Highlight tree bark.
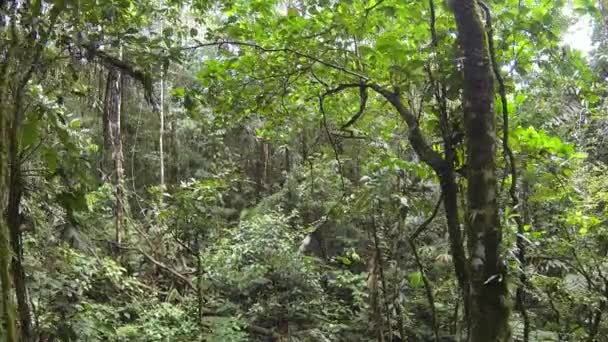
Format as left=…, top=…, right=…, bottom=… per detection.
left=451, top=1, right=510, bottom=341
left=105, top=69, right=126, bottom=247
left=159, top=76, right=166, bottom=188
left=0, top=78, right=18, bottom=342
left=8, top=75, right=33, bottom=342
left=169, top=115, right=179, bottom=185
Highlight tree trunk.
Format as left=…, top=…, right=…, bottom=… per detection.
left=105, top=69, right=126, bottom=247
left=8, top=77, right=33, bottom=342
left=159, top=76, right=166, bottom=188
left=0, top=86, right=18, bottom=342
left=101, top=74, right=112, bottom=180
left=169, top=114, right=179, bottom=185
left=451, top=1, right=510, bottom=341
left=439, top=168, right=469, bottom=316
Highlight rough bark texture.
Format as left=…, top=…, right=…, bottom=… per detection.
left=451, top=1, right=510, bottom=341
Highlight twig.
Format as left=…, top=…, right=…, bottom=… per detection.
left=364, top=0, right=386, bottom=17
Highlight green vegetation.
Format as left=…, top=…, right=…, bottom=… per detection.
left=1, top=0, right=608, bottom=341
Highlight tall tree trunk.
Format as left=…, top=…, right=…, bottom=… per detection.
left=8, top=77, right=33, bottom=342
left=428, top=0, right=470, bottom=320
left=159, top=75, right=165, bottom=188
left=105, top=69, right=126, bottom=247
left=101, top=73, right=112, bottom=180
left=0, top=78, right=18, bottom=342
left=451, top=1, right=510, bottom=341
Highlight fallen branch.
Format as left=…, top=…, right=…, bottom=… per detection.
left=118, top=244, right=194, bottom=290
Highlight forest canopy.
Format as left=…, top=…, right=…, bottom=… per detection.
left=1, top=0, right=608, bottom=341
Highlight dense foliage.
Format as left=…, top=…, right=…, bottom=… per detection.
left=1, top=0, right=608, bottom=341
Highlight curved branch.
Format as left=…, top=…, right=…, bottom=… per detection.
left=410, top=194, right=444, bottom=240
left=368, top=83, right=447, bottom=172
left=341, top=84, right=369, bottom=130
left=316, top=82, right=446, bottom=172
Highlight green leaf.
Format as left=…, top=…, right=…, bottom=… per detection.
left=336, top=256, right=352, bottom=266
left=408, top=271, right=423, bottom=288
left=171, top=87, right=186, bottom=97
left=21, top=118, right=40, bottom=148
left=42, top=147, right=59, bottom=172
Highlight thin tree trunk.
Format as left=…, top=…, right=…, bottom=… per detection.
left=159, top=0, right=166, bottom=189
left=368, top=249, right=384, bottom=342
left=439, top=170, right=469, bottom=313
left=8, top=76, right=33, bottom=342
left=102, top=73, right=112, bottom=179
left=196, top=234, right=203, bottom=325
left=169, top=115, right=179, bottom=185
left=371, top=215, right=391, bottom=341
left=450, top=1, right=510, bottom=341
left=105, top=69, right=126, bottom=247
left=159, top=75, right=165, bottom=188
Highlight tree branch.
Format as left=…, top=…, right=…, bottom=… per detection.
left=341, top=84, right=369, bottom=130
left=184, top=40, right=370, bottom=80
left=119, top=245, right=194, bottom=290
left=368, top=83, right=447, bottom=171
left=85, top=47, right=159, bottom=112
left=410, top=194, right=444, bottom=241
